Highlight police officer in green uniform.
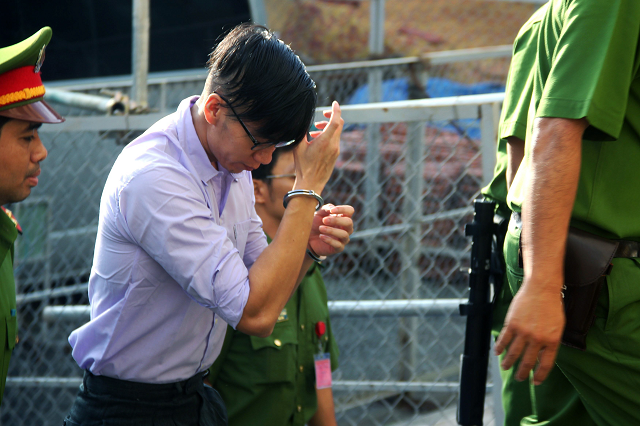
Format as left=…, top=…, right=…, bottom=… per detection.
left=484, top=3, right=596, bottom=425
left=0, top=27, right=64, bottom=404
left=495, top=1, right=640, bottom=424
left=207, top=145, right=341, bottom=426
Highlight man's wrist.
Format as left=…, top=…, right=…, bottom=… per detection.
left=307, top=245, right=327, bottom=263
left=293, top=179, right=324, bottom=196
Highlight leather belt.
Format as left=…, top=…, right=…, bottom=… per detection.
left=510, top=212, right=640, bottom=259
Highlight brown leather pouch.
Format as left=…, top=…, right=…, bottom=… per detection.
left=561, top=227, right=617, bottom=350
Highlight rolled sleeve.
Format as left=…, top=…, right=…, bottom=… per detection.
left=117, top=164, right=250, bottom=327
left=536, top=0, right=640, bottom=140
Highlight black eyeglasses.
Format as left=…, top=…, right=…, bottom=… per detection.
left=214, top=91, right=300, bottom=151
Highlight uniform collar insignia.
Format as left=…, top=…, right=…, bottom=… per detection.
left=277, top=308, right=288, bottom=323
left=1, top=207, right=23, bottom=234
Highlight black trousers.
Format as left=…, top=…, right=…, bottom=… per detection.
left=62, top=370, right=228, bottom=426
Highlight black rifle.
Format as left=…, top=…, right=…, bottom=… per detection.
left=457, top=198, right=500, bottom=426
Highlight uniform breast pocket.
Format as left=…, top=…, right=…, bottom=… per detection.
left=233, top=219, right=251, bottom=260
left=249, top=322, right=298, bottom=384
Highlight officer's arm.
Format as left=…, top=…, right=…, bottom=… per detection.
left=496, top=116, right=588, bottom=385
left=308, top=387, right=337, bottom=426
left=506, top=136, right=524, bottom=190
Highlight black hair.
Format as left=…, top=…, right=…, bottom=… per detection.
left=251, top=144, right=296, bottom=182
left=203, top=24, right=316, bottom=146
left=0, top=116, right=11, bottom=134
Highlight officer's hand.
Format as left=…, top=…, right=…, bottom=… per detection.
left=308, top=204, right=354, bottom=257
left=495, top=278, right=565, bottom=385
left=293, top=101, right=343, bottom=195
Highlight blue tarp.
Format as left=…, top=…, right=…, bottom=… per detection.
left=346, top=77, right=505, bottom=138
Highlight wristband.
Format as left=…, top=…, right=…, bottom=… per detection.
left=283, top=190, right=323, bottom=211
left=307, top=247, right=327, bottom=263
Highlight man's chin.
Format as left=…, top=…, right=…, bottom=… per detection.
left=9, top=188, right=32, bottom=204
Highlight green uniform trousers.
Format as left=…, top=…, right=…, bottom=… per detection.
left=504, top=217, right=640, bottom=426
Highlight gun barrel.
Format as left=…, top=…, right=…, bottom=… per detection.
left=457, top=198, right=496, bottom=426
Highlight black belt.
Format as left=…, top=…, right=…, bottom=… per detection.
left=83, top=370, right=207, bottom=401
left=511, top=212, right=640, bottom=259
left=81, top=370, right=228, bottom=425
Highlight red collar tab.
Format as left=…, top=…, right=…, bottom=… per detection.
left=1, top=207, right=23, bottom=235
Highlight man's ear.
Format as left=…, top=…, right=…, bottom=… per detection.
left=253, top=179, right=269, bottom=205
left=203, top=93, right=223, bottom=125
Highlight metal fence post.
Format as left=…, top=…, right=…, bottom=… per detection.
left=480, top=101, right=505, bottom=423
left=131, top=0, right=150, bottom=110
left=479, top=102, right=499, bottom=186
left=364, top=0, right=385, bottom=229
left=399, top=121, right=425, bottom=384
left=248, top=0, right=269, bottom=26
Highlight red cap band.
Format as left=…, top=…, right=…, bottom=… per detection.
left=0, top=66, right=45, bottom=108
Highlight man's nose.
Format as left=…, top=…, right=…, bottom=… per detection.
left=255, top=145, right=276, bottom=165
left=31, top=131, right=48, bottom=163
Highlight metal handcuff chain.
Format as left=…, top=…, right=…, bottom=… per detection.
left=282, top=190, right=327, bottom=263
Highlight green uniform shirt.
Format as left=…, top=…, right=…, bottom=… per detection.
left=481, top=3, right=548, bottom=218
left=209, top=260, right=339, bottom=426
left=0, top=208, right=18, bottom=405
left=507, top=0, right=640, bottom=239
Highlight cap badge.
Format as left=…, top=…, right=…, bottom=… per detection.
left=34, top=45, right=46, bottom=74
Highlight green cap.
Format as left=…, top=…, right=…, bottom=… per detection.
left=0, top=27, right=64, bottom=123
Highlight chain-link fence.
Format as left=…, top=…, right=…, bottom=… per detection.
left=2, top=78, right=504, bottom=424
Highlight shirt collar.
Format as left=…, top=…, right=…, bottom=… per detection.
left=177, top=96, right=219, bottom=184
left=177, top=96, right=247, bottom=184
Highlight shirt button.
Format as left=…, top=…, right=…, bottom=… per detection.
left=297, top=405, right=302, bottom=412
left=300, top=324, right=305, bottom=331
left=274, top=339, right=282, bottom=347
left=299, top=365, right=304, bottom=372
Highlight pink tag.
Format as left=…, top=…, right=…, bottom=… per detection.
left=314, top=353, right=332, bottom=389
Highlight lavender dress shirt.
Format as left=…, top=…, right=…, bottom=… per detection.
left=69, top=96, right=268, bottom=383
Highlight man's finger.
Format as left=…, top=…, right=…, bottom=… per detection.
left=515, top=343, right=540, bottom=381
left=533, top=344, right=559, bottom=385
left=319, top=233, right=344, bottom=250
left=495, top=326, right=513, bottom=356
left=323, top=215, right=352, bottom=228
left=317, top=204, right=335, bottom=215
left=323, top=217, right=354, bottom=236
left=322, top=101, right=343, bottom=136
left=329, top=205, right=354, bottom=217
left=319, top=226, right=350, bottom=243
left=500, top=333, right=527, bottom=371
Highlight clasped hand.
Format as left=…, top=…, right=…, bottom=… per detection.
left=308, top=204, right=354, bottom=257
